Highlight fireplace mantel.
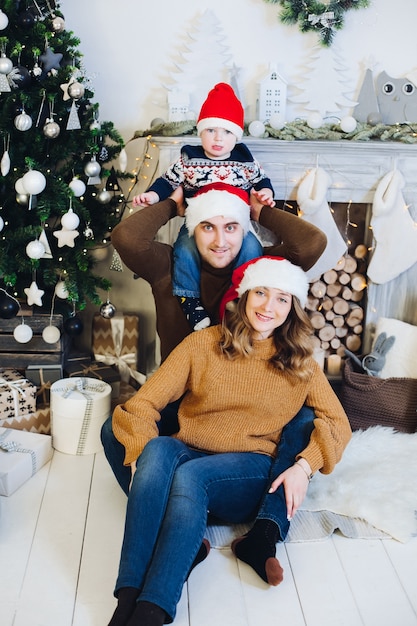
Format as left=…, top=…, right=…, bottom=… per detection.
left=153, top=136, right=417, bottom=205
left=151, top=136, right=417, bottom=361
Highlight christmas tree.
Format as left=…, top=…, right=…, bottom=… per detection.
left=0, top=0, right=127, bottom=331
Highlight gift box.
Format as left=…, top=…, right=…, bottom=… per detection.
left=25, top=364, right=63, bottom=405
left=0, top=427, right=53, bottom=496
left=92, top=313, right=146, bottom=387
left=64, top=360, right=121, bottom=398
left=0, top=404, right=51, bottom=435
left=0, top=368, right=37, bottom=421
left=50, top=377, right=112, bottom=455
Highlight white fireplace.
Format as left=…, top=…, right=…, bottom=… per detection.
left=153, top=136, right=417, bottom=357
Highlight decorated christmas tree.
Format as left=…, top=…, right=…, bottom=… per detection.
left=0, top=0, right=127, bottom=335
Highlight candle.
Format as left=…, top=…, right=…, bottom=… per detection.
left=327, top=354, right=341, bottom=376
left=313, top=348, right=325, bottom=370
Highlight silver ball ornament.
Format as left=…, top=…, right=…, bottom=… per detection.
left=100, top=301, right=116, bottom=319
left=52, top=16, right=65, bottom=32
left=16, top=193, right=30, bottom=206
left=68, top=81, right=85, bottom=100
left=43, top=120, right=60, bottom=139
left=84, top=225, right=94, bottom=239
left=150, top=117, right=165, bottom=128
left=97, top=189, right=111, bottom=204
left=84, top=159, right=101, bottom=178
left=248, top=120, right=265, bottom=137
left=0, top=9, right=9, bottom=30
left=14, top=112, right=33, bottom=131
left=0, top=54, right=12, bottom=74
left=367, top=112, right=382, bottom=126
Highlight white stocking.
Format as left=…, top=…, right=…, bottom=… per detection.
left=297, top=167, right=347, bottom=280
left=368, top=169, right=417, bottom=284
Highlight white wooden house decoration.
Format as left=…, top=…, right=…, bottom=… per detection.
left=257, top=66, right=287, bottom=122
left=167, top=90, right=190, bottom=122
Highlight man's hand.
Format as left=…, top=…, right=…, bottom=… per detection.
left=268, top=460, right=312, bottom=521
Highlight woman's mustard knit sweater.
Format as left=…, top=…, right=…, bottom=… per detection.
left=113, top=326, right=351, bottom=474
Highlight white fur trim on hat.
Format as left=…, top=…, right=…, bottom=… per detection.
left=185, top=189, right=250, bottom=236
left=236, top=257, right=309, bottom=307
left=197, top=117, right=243, bottom=141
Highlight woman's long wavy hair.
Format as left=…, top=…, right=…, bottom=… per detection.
left=219, top=291, right=315, bottom=380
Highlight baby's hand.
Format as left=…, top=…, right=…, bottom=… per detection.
left=252, top=189, right=276, bottom=208
left=132, top=191, right=159, bottom=207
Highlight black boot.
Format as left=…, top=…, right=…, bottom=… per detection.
left=107, top=587, right=139, bottom=626
left=126, top=600, right=166, bottom=626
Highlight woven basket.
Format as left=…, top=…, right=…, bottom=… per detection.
left=340, top=358, right=417, bottom=433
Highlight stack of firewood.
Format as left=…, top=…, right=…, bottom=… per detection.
left=307, top=245, right=368, bottom=359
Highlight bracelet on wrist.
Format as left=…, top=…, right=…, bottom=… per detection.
left=295, top=460, right=313, bottom=482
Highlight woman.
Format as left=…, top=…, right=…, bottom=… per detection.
left=109, top=256, right=351, bottom=626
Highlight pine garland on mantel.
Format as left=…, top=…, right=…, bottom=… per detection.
left=264, top=0, right=370, bottom=46
left=132, top=119, right=417, bottom=144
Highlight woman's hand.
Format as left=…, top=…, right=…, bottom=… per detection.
left=268, top=459, right=312, bottom=521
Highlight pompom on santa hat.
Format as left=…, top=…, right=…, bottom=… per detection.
left=219, top=256, right=309, bottom=318
left=185, top=182, right=250, bottom=236
left=197, top=82, right=244, bottom=141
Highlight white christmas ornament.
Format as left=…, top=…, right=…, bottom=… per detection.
left=0, top=215, right=4, bottom=231
left=0, top=9, right=9, bottom=30
left=15, top=177, right=27, bottom=194
left=42, top=325, right=61, bottom=344
left=61, top=208, right=80, bottom=230
left=269, top=113, right=285, bottom=130
left=22, top=170, right=46, bottom=195
left=367, top=169, right=417, bottom=284
left=53, top=228, right=79, bottom=248
left=26, top=239, right=46, bottom=260
left=55, top=281, right=69, bottom=299
left=340, top=116, right=357, bottom=133
left=119, top=148, right=128, bottom=173
left=69, top=177, right=86, bottom=197
left=297, top=167, right=347, bottom=280
left=24, top=281, right=45, bottom=306
left=14, top=322, right=33, bottom=344
left=248, top=120, right=265, bottom=137
left=307, top=112, right=323, bottom=129
left=1, top=149, right=10, bottom=176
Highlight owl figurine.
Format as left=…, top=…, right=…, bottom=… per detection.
left=376, top=71, right=417, bottom=124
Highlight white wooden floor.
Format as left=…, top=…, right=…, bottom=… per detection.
left=1, top=448, right=417, bottom=626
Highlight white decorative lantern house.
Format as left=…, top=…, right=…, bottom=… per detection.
left=257, top=65, right=287, bottom=123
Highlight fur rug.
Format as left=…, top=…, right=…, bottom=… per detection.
left=299, top=426, right=417, bottom=542
left=206, top=427, right=417, bottom=547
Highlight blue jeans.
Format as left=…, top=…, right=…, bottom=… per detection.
left=101, top=405, right=315, bottom=505
left=115, top=437, right=272, bottom=621
left=172, top=224, right=263, bottom=297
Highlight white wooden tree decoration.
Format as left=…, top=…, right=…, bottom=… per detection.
left=164, top=10, right=232, bottom=119
left=290, top=44, right=357, bottom=118
left=257, top=64, right=287, bottom=122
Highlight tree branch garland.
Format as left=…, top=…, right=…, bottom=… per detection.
left=132, top=120, right=417, bottom=144
left=264, top=0, right=370, bottom=46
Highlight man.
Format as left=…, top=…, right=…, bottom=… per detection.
left=110, top=184, right=326, bottom=360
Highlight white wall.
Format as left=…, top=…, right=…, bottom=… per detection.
left=59, top=0, right=417, bottom=372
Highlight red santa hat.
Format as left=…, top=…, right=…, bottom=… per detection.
left=219, top=256, right=309, bottom=318
left=197, top=83, right=244, bottom=141
left=185, top=183, right=250, bottom=236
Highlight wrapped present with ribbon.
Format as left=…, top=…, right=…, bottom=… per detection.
left=64, top=360, right=121, bottom=398
left=0, top=427, right=53, bottom=496
left=0, top=404, right=51, bottom=435
left=92, top=313, right=146, bottom=387
left=50, top=377, right=112, bottom=455
left=25, top=364, right=63, bottom=405
left=0, top=368, right=37, bottom=421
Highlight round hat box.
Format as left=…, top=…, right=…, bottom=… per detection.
left=50, top=377, right=112, bottom=455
